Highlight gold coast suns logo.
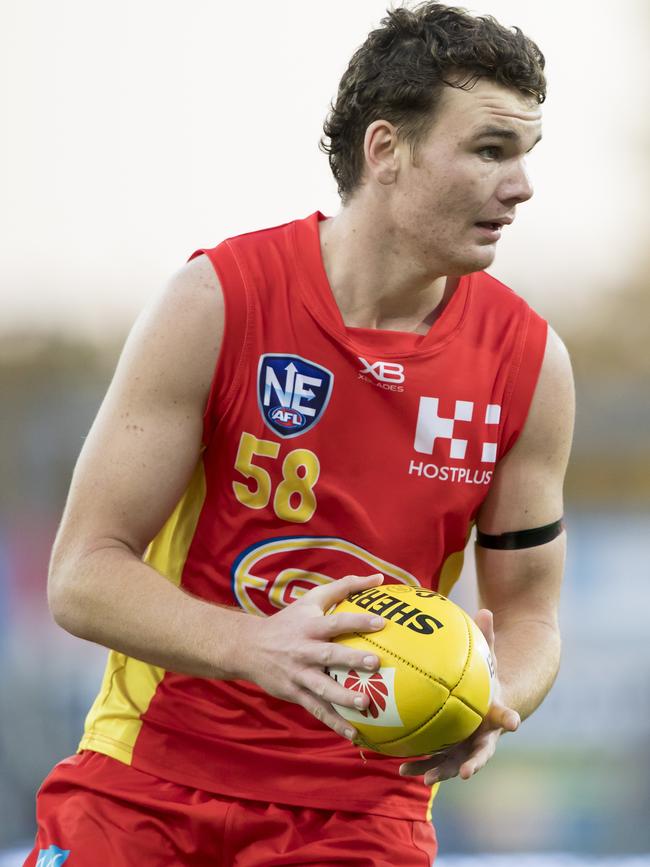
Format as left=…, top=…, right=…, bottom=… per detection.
left=231, top=536, right=420, bottom=616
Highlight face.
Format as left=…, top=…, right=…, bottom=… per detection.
left=374, top=78, right=543, bottom=275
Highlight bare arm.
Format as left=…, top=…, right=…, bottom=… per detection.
left=48, top=255, right=385, bottom=738
left=48, top=254, right=228, bottom=676
left=401, top=326, right=575, bottom=783
left=475, top=325, right=574, bottom=720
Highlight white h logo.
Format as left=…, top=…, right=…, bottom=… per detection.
left=414, top=398, right=501, bottom=462
left=481, top=403, right=501, bottom=463
left=414, top=397, right=473, bottom=459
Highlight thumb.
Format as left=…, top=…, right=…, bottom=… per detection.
left=474, top=608, right=495, bottom=654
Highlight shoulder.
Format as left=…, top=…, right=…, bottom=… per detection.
left=113, top=255, right=225, bottom=409
left=534, top=327, right=574, bottom=421
left=540, top=326, right=573, bottom=385
left=146, top=254, right=224, bottom=341
left=168, top=253, right=223, bottom=302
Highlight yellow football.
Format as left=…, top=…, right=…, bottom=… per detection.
left=327, top=585, right=495, bottom=757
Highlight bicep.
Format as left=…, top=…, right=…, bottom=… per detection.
left=475, top=327, right=575, bottom=619
left=52, top=255, right=223, bottom=565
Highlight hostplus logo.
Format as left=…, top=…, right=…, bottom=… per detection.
left=409, top=397, right=500, bottom=485
left=358, top=357, right=405, bottom=392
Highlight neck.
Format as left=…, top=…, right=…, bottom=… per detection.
left=319, top=199, right=458, bottom=333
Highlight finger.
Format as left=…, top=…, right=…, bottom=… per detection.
left=296, top=688, right=358, bottom=741
left=458, top=756, right=486, bottom=780
left=307, top=640, right=382, bottom=673
left=300, top=670, right=374, bottom=712
left=399, top=750, right=454, bottom=777
left=486, top=702, right=520, bottom=732
left=312, top=611, right=385, bottom=639
left=400, top=731, right=487, bottom=778
left=459, top=739, right=497, bottom=780
left=424, top=757, right=464, bottom=786
left=305, top=573, right=384, bottom=611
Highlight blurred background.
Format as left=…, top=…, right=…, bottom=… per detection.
left=1, top=0, right=649, bottom=862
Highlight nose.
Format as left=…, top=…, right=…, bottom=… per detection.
left=499, top=158, right=534, bottom=206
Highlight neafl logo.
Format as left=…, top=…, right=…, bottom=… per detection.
left=328, top=666, right=404, bottom=727
left=36, top=847, right=71, bottom=867
left=258, top=354, right=334, bottom=439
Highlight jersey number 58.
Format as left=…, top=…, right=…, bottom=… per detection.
left=232, top=431, right=320, bottom=524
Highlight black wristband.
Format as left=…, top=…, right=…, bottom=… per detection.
left=476, top=518, right=564, bottom=550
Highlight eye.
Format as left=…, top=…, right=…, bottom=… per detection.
left=478, top=145, right=502, bottom=161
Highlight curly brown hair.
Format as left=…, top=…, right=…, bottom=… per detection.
left=321, top=2, right=546, bottom=202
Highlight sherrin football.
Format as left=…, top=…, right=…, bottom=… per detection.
left=327, top=585, right=495, bottom=757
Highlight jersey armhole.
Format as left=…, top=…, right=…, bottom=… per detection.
left=498, top=307, right=548, bottom=460
left=188, top=240, right=250, bottom=447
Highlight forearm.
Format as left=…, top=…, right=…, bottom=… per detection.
left=48, top=544, right=249, bottom=679
left=492, top=615, right=561, bottom=721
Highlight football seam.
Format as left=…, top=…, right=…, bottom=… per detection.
left=370, top=697, right=450, bottom=747
left=352, top=622, right=482, bottom=745
left=347, top=636, right=452, bottom=749
left=451, top=610, right=473, bottom=693
left=353, top=633, right=453, bottom=690
left=378, top=695, right=482, bottom=747
left=456, top=610, right=487, bottom=718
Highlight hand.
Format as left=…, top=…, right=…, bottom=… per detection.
left=233, top=573, right=386, bottom=741
left=399, top=609, right=520, bottom=785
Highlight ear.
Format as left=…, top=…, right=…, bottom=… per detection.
left=363, top=120, right=400, bottom=186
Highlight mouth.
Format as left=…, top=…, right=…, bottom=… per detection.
left=474, top=222, right=503, bottom=241
left=474, top=215, right=514, bottom=241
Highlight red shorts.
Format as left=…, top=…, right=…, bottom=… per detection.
left=25, top=752, right=437, bottom=866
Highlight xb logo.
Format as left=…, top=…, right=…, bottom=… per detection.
left=358, top=357, right=405, bottom=384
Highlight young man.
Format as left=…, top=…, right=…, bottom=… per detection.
left=26, top=3, right=574, bottom=865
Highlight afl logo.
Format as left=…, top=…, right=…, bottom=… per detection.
left=268, top=406, right=305, bottom=429
left=258, top=354, right=334, bottom=439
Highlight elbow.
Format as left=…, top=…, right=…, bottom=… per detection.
left=47, top=550, right=90, bottom=638
left=47, top=560, right=74, bottom=633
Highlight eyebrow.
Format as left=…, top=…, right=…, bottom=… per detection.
left=473, top=126, right=543, bottom=147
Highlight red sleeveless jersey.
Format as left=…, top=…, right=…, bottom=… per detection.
left=80, top=212, right=547, bottom=820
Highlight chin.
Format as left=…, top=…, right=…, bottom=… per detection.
left=448, top=246, right=497, bottom=275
